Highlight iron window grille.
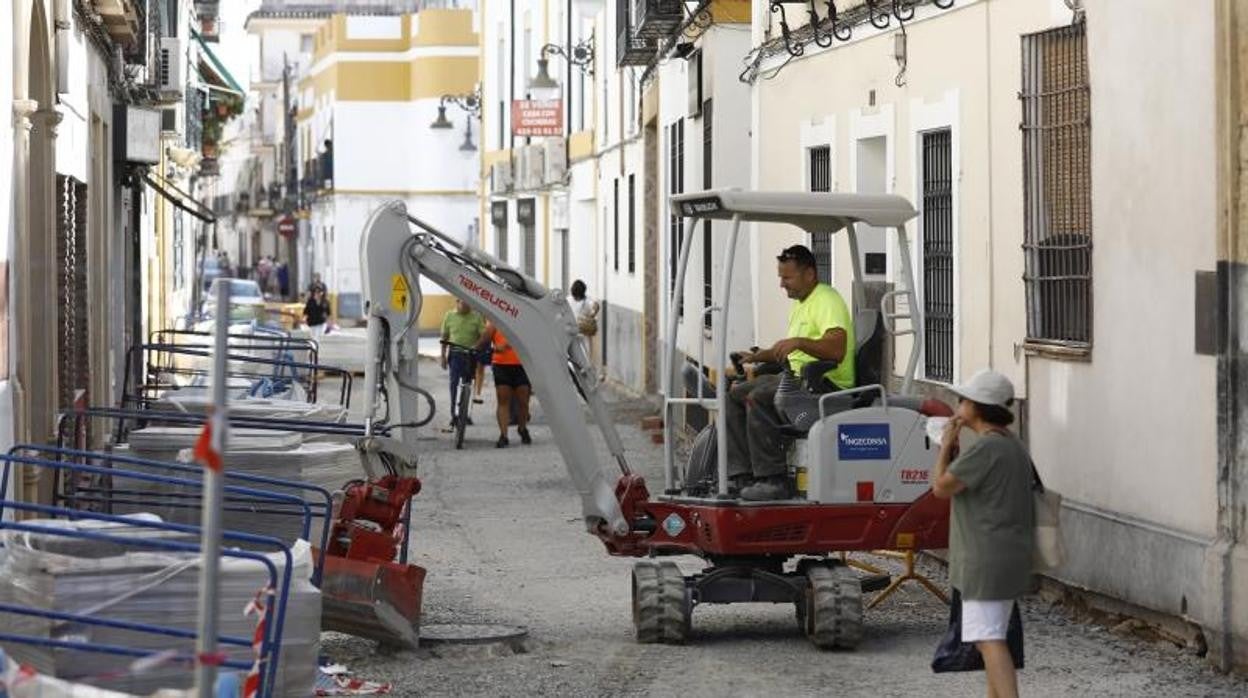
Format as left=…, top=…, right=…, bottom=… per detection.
left=703, top=99, right=714, bottom=329
left=1021, top=22, right=1093, bottom=349
left=808, top=145, right=833, bottom=284
left=632, top=0, right=683, bottom=38
left=617, top=1, right=656, bottom=67
left=669, top=118, right=685, bottom=317
left=55, top=175, right=90, bottom=412
left=921, top=129, right=955, bottom=383
left=628, top=174, right=637, bottom=274
left=613, top=178, right=620, bottom=272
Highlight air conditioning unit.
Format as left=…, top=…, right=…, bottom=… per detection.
left=544, top=138, right=567, bottom=186
left=156, top=38, right=186, bottom=100
left=491, top=161, right=513, bottom=193
left=522, top=144, right=545, bottom=190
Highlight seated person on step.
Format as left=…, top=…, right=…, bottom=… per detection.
left=726, top=245, right=855, bottom=501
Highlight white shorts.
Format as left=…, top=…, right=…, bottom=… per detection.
left=961, top=599, right=1013, bottom=642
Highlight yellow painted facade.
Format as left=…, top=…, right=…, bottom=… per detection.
left=710, top=0, right=752, bottom=24
left=298, top=10, right=479, bottom=332
left=568, top=130, right=595, bottom=162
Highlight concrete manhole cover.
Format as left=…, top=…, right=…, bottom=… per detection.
left=420, top=623, right=528, bottom=646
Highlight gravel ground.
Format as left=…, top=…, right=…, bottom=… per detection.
left=319, top=362, right=1248, bottom=697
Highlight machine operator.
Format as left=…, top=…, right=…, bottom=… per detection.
left=728, top=244, right=855, bottom=500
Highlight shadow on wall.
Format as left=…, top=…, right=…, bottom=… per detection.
left=604, top=303, right=645, bottom=394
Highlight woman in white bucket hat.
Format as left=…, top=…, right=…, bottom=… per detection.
left=931, top=369, right=1035, bottom=698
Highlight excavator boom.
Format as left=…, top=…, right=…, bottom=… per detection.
left=358, top=201, right=633, bottom=538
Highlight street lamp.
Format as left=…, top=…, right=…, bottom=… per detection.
left=459, top=119, right=476, bottom=152
left=430, top=86, right=482, bottom=130
left=528, top=35, right=595, bottom=92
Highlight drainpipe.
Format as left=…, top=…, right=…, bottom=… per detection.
left=1214, top=0, right=1246, bottom=672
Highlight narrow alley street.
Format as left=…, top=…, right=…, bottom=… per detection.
left=319, top=361, right=1248, bottom=697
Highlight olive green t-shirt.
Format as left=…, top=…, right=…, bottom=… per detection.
left=786, top=283, right=855, bottom=389
left=947, top=431, right=1036, bottom=600
left=441, top=309, right=485, bottom=348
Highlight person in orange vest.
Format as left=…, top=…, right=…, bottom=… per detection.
left=476, top=321, right=532, bottom=448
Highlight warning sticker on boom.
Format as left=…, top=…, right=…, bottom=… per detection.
left=390, top=274, right=410, bottom=312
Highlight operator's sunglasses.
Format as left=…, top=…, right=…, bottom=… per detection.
left=776, top=248, right=814, bottom=264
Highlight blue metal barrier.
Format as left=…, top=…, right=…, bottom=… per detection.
left=0, top=501, right=295, bottom=696
left=2, top=445, right=334, bottom=586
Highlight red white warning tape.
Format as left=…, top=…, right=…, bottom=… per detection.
left=242, top=585, right=274, bottom=698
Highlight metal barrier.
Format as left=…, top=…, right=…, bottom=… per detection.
left=0, top=446, right=332, bottom=586
left=122, top=343, right=353, bottom=409
left=0, top=501, right=294, bottom=696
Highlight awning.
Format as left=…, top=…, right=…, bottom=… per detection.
left=143, top=172, right=217, bottom=224
left=192, top=28, right=244, bottom=95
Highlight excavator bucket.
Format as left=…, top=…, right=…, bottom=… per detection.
left=315, top=551, right=426, bottom=648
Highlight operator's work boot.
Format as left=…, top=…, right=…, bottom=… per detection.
left=727, top=474, right=754, bottom=496
left=739, top=477, right=791, bottom=501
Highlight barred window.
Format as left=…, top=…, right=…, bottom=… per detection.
left=921, top=129, right=954, bottom=383
left=613, top=178, right=620, bottom=271
left=668, top=118, right=685, bottom=317
left=1021, top=22, right=1092, bottom=349
left=56, top=175, right=89, bottom=411
left=628, top=174, right=636, bottom=273
left=808, top=145, right=833, bottom=284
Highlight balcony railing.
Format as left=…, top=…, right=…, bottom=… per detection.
left=94, top=0, right=144, bottom=51
left=632, top=0, right=683, bottom=38
left=195, top=1, right=221, bottom=41
left=617, top=27, right=656, bottom=67
left=301, top=152, right=334, bottom=195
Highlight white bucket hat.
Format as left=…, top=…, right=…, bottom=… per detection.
left=951, top=369, right=1015, bottom=407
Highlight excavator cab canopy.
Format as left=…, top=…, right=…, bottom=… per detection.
left=670, top=189, right=918, bottom=234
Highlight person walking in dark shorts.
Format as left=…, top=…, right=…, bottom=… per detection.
left=476, top=322, right=532, bottom=448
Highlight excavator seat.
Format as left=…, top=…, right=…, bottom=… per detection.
left=775, top=310, right=884, bottom=437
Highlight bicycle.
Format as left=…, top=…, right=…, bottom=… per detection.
left=443, top=342, right=482, bottom=449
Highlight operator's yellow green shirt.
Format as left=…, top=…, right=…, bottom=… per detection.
left=787, top=283, right=855, bottom=389
left=441, top=309, right=485, bottom=348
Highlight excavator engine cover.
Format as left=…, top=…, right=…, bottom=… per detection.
left=316, top=475, right=425, bottom=647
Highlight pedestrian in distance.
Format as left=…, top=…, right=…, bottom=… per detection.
left=302, top=286, right=331, bottom=339
left=476, top=322, right=532, bottom=449
left=568, top=279, right=600, bottom=370
left=440, top=299, right=486, bottom=432
left=930, top=369, right=1035, bottom=698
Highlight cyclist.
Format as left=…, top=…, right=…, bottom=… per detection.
left=440, top=299, right=486, bottom=432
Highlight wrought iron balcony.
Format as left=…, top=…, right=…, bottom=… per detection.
left=93, top=0, right=144, bottom=52
left=631, top=0, right=683, bottom=38
left=617, top=27, right=656, bottom=67
left=195, top=1, right=221, bottom=42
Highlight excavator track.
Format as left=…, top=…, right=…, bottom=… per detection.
left=803, top=562, right=863, bottom=650
left=632, top=561, right=690, bottom=644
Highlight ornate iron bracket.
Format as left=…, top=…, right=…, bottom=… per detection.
left=540, top=34, right=596, bottom=77
left=770, top=1, right=806, bottom=58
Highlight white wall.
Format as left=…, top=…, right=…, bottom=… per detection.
left=0, top=0, right=16, bottom=480
left=657, top=27, right=755, bottom=367
left=334, top=101, right=477, bottom=192
left=1030, top=0, right=1219, bottom=537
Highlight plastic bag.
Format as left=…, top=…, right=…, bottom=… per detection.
left=931, top=589, right=1025, bottom=673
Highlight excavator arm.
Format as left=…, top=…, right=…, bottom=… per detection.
left=358, top=201, right=635, bottom=538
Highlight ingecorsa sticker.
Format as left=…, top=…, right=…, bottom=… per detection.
left=837, top=424, right=891, bottom=461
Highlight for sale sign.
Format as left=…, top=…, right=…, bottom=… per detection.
left=512, top=99, right=563, bottom=136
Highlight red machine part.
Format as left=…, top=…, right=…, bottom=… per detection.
left=327, top=475, right=422, bottom=561
left=316, top=475, right=427, bottom=648
left=598, top=474, right=950, bottom=559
